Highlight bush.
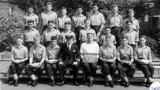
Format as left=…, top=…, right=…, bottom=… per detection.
left=0, top=12, right=24, bottom=52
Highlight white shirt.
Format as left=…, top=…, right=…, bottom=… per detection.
left=41, top=11, right=57, bottom=25
left=58, top=15, right=71, bottom=28
left=90, top=12, right=106, bottom=26
left=23, top=14, right=39, bottom=26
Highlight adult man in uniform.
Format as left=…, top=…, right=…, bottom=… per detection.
left=58, top=33, right=80, bottom=86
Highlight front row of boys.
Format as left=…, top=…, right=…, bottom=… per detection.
left=9, top=20, right=154, bottom=88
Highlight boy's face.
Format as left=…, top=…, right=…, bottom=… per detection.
left=140, top=38, right=146, bottom=45
left=65, top=24, right=71, bottom=31
left=93, top=6, right=98, bottom=12
left=61, top=9, right=67, bottom=15
left=85, top=20, right=90, bottom=27
left=28, top=7, right=33, bottom=13
left=48, top=23, right=55, bottom=29
left=50, top=40, right=57, bottom=46
left=46, top=5, right=52, bottom=11
left=28, top=22, right=34, bottom=28
left=112, top=7, right=118, bottom=13
left=87, top=34, right=94, bottom=41
left=77, top=8, right=83, bottom=14
left=16, top=39, right=23, bottom=46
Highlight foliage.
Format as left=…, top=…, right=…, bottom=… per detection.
left=0, top=11, right=24, bottom=52
left=10, top=0, right=146, bottom=18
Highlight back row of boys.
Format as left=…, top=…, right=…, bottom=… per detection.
left=8, top=2, right=153, bottom=88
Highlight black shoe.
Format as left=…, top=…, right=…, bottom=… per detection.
left=109, top=81, right=114, bottom=88
left=124, top=80, right=130, bottom=87
left=32, top=80, right=38, bottom=87
left=14, top=80, right=19, bottom=86
left=60, top=80, right=65, bottom=86
left=146, top=79, right=152, bottom=87
left=104, top=81, right=108, bottom=86
left=28, top=80, right=32, bottom=86
left=120, top=79, right=125, bottom=86
left=74, top=81, right=79, bottom=86
left=9, top=80, right=14, bottom=85
left=51, top=80, right=55, bottom=86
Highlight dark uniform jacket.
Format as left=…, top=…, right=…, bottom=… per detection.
left=58, top=43, right=80, bottom=61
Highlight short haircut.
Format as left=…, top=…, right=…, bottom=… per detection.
left=34, top=36, right=40, bottom=41
left=45, top=2, right=52, bottom=6
left=128, top=9, right=134, bottom=13
left=112, top=4, right=118, bottom=8
left=16, top=37, right=23, bottom=40
left=64, top=21, right=71, bottom=25
left=28, top=5, right=33, bottom=9
left=140, top=35, right=147, bottom=39
left=84, top=19, right=91, bottom=22
left=105, top=27, right=111, bottom=30
left=61, top=7, right=67, bottom=11
left=92, top=3, right=98, bottom=7
left=121, top=36, right=128, bottom=40
left=77, top=5, right=83, bottom=10
left=27, top=19, right=34, bottom=24
left=126, top=20, right=132, bottom=24
left=48, top=20, right=56, bottom=24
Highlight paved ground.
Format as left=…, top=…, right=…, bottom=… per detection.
left=0, top=80, right=150, bottom=90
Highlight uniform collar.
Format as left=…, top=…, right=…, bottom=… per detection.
left=50, top=45, right=59, bottom=49
left=33, top=44, right=42, bottom=49
left=44, top=11, right=53, bottom=15
left=27, top=13, right=35, bottom=16
left=16, top=45, right=23, bottom=49
left=111, top=13, right=120, bottom=17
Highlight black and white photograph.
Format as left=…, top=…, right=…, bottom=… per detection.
left=0, top=0, right=159, bottom=90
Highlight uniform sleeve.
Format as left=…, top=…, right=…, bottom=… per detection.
left=136, top=20, right=140, bottom=30
left=42, top=47, right=46, bottom=58
left=29, top=47, right=33, bottom=58
left=101, top=13, right=106, bottom=24
left=99, top=47, right=103, bottom=58
left=73, top=33, right=76, bottom=42
left=135, top=32, right=139, bottom=42
left=46, top=47, right=49, bottom=58
left=11, top=47, right=14, bottom=59
left=134, top=48, right=138, bottom=59
left=116, top=47, right=120, bottom=59
left=119, top=15, right=123, bottom=27
left=113, top=35, right=117, bottom=44
left=106, top=15, right=111, bottom=27
left=130, top=47, right=134, bottom=60
left=113, top=46, right=117, bottom=58
left=148, top=48, right=152, bottom=61
left=24, top=47, right=28, bottom=58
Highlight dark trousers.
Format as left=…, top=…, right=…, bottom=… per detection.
left=10, top=62, right=27, bottom=75
left=58, top=60, right=79, bottom=81
left=91, top=26, right=101, bottom=34
left=24, top=42, right=34, bottom=50
left=74, top=27, right=83, bottom=48
left=43, top=41, right=50, bottom=47
left=45, top=63, right=57, bottom=77
left=99, top=60, right=116, bottom=77
left=25, top=63, right=44, bottom=77
left=83, top=63, right=97, bottom=77
left=111, top=27, right=121, bottom=46
left=117, top=62, right=135, bottom=78
left=136, top=62, right=154, bottom=78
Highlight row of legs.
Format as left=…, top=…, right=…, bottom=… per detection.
left=9, top=61, right=154, bottom=87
